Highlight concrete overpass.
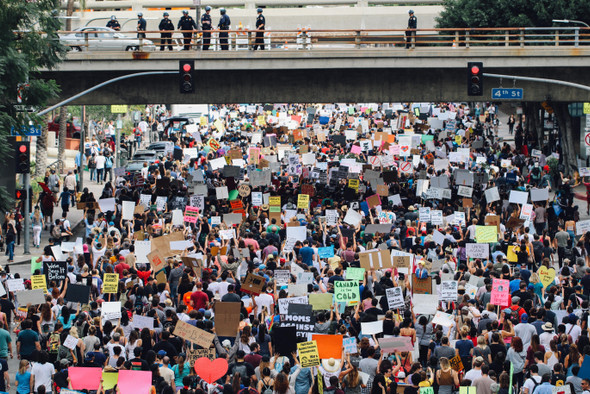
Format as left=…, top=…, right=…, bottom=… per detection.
left=42, top=45, right=590, bottom=104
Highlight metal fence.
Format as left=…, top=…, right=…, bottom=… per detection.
left=56, top=27, right=590, bottom=53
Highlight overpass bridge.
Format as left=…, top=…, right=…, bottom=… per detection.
left=42, top=27, right=590, bottom=105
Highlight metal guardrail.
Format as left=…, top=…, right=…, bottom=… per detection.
left=56, top=27, right=590, bottom=52
left=47, top=159, right=64, bottom=175
left=64, top=0, right=444, bottom=11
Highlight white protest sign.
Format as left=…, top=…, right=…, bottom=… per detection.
left=466, top=243, right=489, bottom=259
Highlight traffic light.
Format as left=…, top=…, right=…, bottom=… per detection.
left=14, top=141, right=30, bottom=174
left=467, top=62, right=483, bottom=96
left=179, top=60, right=194, bottom=93
left=15, top=189, right=26, bottom=201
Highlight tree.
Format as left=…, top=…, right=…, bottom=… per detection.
left=0, top=0, right=66, bottom=210
left=34, top=115, right=50, bottom=178
left=436, top=0, right=590, bottom=29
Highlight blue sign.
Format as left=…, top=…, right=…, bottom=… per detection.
left=11, top=125, right=42, bottom=137
left=491, top=88, right=523, bottom=100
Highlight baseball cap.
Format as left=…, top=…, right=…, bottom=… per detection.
left=157, top=350, right=167, bottom=357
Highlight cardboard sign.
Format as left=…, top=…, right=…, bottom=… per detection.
left=43, top=261, right=67, bottom=282
left=379, top=336, right=414, bottom=353
left=241, top=273, right=266, bottom=295
left=173, top=320, right=215, bottom=348
left=440, top=281, right=458, bottom=302
left=65, top=284, right=91, bottom=304
left=308, top=293, right=333, bottom=310
left=449, top=355, right=464, bottom=371
left=412, top=275, right=432, bottom=294
left=214, top=302, right=242, bottom=337
left=103, top=273, right=119, bottom=294
left=282, top=303, right=315, bottom=337
left=334, top=280, right=360, bottom=302
left=151, top=231, right=185, bottom=257
left=393, top=256, right=411, bottom=268
left=358, top=249, right=392, bottom=270
left=297, top=341, right=320, bottom=367
left=148, top=250, right=167, bottom=273
left=18, top=289, right=45, bottom=306
left=186, top=348, right=216, bottom=366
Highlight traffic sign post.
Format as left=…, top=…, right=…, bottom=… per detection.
left=491, top=88, right=523, bottom=100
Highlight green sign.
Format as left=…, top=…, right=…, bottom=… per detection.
left=346, top=267, right=365, bottom=281
left=334, top=280, right=359, bottom=302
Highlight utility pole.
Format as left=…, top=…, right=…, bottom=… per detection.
left=23, top=136, right=30, bottom=255
left=116, top=114, right=122, bottom=167
left=79, top=105, right=85, bottom=192
left=195, top=0, right=201, bottom=50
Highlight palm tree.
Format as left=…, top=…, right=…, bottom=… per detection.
left=57, top=106, right=67, bottom=174
left=35, top=115, right=50, bottom=178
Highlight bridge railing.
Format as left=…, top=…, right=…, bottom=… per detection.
left=55, top=27, right=590, bottom=52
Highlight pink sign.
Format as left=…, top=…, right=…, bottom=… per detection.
left=351, top=145, right=362, bottom=155
left=68, top=367, right=103, bottom=390
left=491, top=278, right=510, bottom=306
left=184, top=206, right=200, bottom=223
left=117, top=370, right=152, bottom=394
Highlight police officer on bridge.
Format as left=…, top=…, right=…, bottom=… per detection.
left=159, top=12, right=174, bottom=51
left=406, top=9, right=417, bottom=49
left=218, top=8, right=231, bottom=50
left=106, top=15, right=121, bottom=31
left=178, top=10, right=197, bottom=50
left=137, top=12, right=146, bottom=39
left=253, top=8, right=265, bottom=50
left=201, top=6, right=213, bottom=50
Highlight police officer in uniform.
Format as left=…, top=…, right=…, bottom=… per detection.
left=106, top=15, right=121, bottom=31
left=159, top=12, right=174, bottom=51
left=406, top=9, right=417, bottom=49
left=178, top=10, right=197, bottom=50
left=253, top=8, right=265, bottom=50
left=201, top=6, right=213, bottom=50
left=218, top=8, right=231, bottom=50
left=137, top=12, right=146, bottom=39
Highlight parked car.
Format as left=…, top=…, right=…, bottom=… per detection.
left=60, top=27, right=157, bottom=52
left=162, top=116, right=195, bottom=139
left=146, top=141, right=174, bottom=158
left=47, top=116, right=81, bottom=138
left=124, top=149, right=158, bottom=175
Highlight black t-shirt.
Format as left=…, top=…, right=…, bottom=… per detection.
left=0, top=299, right=15, bottom=324
left=152, top=340, right=178, bottom=360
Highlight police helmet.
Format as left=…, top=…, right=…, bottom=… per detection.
left=257, top=7, right=263, bottom=12
left=183, top=10, right=189, bottom=14
left=163, top=12, right=169, bottom=16
left=137, top=12, right=143, bottom=17
left=408, top=9, right=414, bottom=14
left=205, top=6, right=211, bottom=11
left=111, top=15, right=116, bottom=20
left=220, top=8, right=226, bottom=14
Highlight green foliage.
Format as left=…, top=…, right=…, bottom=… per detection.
left=436, top=0, right=590, bottom=28
left=0, top=0, right=66, bottom=210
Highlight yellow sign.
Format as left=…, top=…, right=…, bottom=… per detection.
left=475, top=225, right=497, bottom=243
left=455, top=135, right=462, bottom=144
left=297, top=340, right=320, bottom=368
left=200, top=116, right=208, bottom=126
left=257, top=115, right=266, bottom=126
left=103, top=273, right=119, bottom=294
left=348, top=179, right=359, bottom=191
left=213, top=119, right=225, bottom=133
left=110, top=105, right=128, bottom=114
left=207, top=138, right=221, bottom=151
left=31, top=275, right=46, bottom=291
left=584, top=103, right=590, bottom=114
left=297, top=194, right=310, bottom=209
left=507, top=246, right=518, bottom=263
left=269, top=196, right=281, bottom=206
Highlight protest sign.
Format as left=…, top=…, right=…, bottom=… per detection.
left=361, top=320, right=383, bottom=335
left=346, top=267, right=365, bottom=281
left=465, top=243, right=489, bottom=259
left=103, top=273, right=119, bottom=294
left=18, top=289, right=45, bottom=306
left=312, top=334, right=343, bottom=359
left=412, top=294, right=438, bottom=315
left=241, top=273, right=266, bottom=295
left=491, top=278, right=510, bottom=306
left=31, top=275, right=46, bottom=291
left=277, top=296, right=308, bottom=315
left=308, top=293, right=333, bottom=310
left=132, top=315, right=154, bottom=330
left=379, top=336, right=414, bottom=353
left=475, top=226, right=497, bottom=243
left=274, top=270, right=291, bottom=285
left=386, top=287, right=405, bottom=310
left=440, top=281, right=458, bottom=302
left=101, top=301, right=122, bottom=320
left=412, top=275, right=432, bottom=294
left=65, top=284, right=91, bottom=304
left=214, top=302, right=241, bottom=337
left=282, top=303, right=315, bottom=337
left=334, top=280, right=360, bottom=302
left=358, top=249, right=392, bottom=270
left=173, top=320, right=215, bottom=348
left=449, top=355, right=464, bottom=371
left=297, top=341, right=320, bottom=367
left=43, top=261, right=67, bottom=281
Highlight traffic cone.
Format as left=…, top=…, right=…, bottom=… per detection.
left=452, top=40, right=457, bottom=48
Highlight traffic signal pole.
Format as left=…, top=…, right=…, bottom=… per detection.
left=23, top=137, right=30, bottom=255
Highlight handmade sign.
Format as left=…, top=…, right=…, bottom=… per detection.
left=334, top=280, right=360, bottom=302
left=358, top=249, right=392, bottom=270
left=386, top=287, right=405, bottom=310
left=297, top=341, right=320, bottom=367
left=173, top=320, right=215, bottom=348
left=491, top=278, right=510, bottom=306
left=241, top=273, right=266, bottom=295
left=103, top=273, right=119, bottom=294
left=213, top=302, right=241, bottom=337
left=43, top=261, right=67, bottom=281
left=412, top=275, right=432, bottom=294
left=194, top=358, right=229, bottom=384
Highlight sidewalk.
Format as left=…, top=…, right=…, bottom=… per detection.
left=6, top=169, right=105, bottom=268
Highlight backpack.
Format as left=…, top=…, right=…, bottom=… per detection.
left=261, top=380, right=273, bottom=394
left=48, top=332, right=60, bottom=354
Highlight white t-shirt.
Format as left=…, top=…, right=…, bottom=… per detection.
left=95, top=155, right=106, bottom=170
left=523, top=376, right=542, bottom=394
left=565, top=323, right=582, bottom=343
left=464, top=368, right=482, bottom=382
left=254, top=293, right=274, bottom=316
left=31, top=362, right=55, bottom=392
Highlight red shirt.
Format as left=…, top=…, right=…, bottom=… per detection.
left=137, top=270, right=152, bottom=284
left=190, top=290, right=209, bottom=310
left=114, top=262, right=130, bottom=279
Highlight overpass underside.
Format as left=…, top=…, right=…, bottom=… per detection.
left=42, top=48, right=590, bottom=104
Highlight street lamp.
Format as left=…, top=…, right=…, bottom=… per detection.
left=552, top=19, right=590, bottom=28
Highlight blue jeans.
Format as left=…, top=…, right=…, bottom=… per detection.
left=6, top=241, right=14, bottom=261
left=90, top=167, right=96, bottom=181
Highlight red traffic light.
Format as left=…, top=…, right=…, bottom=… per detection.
left=16, top=191, right=22, bottom=199
left=471, top=65, right=480, bottom=74
left=182, top=63, right=192, bottom=73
